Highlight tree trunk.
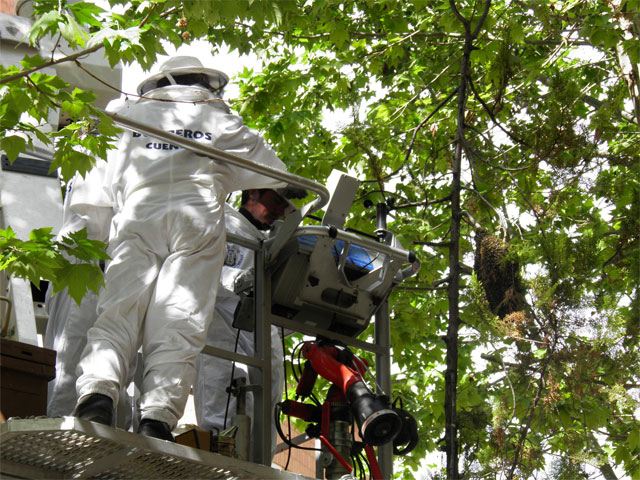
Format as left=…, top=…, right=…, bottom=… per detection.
left=445, top=2, right=492, bottom=477
left=607, top=0, right=640, bottom=126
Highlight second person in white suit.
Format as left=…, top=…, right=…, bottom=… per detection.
left=193, top=187, right=305, bottom=458
left=74, top=56, right=288, bottom=441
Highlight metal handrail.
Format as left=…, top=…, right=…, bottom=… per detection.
left=99, top=110, right=331, bottom=215
left=283, top=225, right=416, bottom=265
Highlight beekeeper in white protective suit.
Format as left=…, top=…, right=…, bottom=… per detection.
left=73, top=56, right=288, bottom=441
left=193, top=186, right=305, bottom=459
left=44, top=160, right=120, bottom=417
left=45, top=148, right=139, bottom=424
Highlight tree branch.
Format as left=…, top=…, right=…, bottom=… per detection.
left=524, top=38, right=593, bottom=46
left=413, top=240, right=453, bottom=248
left=0, top=44, right=103, bottom=86
left=472, top=0, right=493, bottom=39
left=403, top=89, right=457, bottom=166
left=449, top=0, right=470, bottom=28
left=396, top=284, right=449, bottom=291
left=467, top=76, right=530, bottom=147
left=73, top=60, right=124, bottom=96
left=394, top=193, right=453, bottom=210
left=138, top=2, right=158, bottom=28
left=508, top=329, right=558, bottom=479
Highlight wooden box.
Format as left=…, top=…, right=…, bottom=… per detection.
left=0, top=338, right=56, bottom=419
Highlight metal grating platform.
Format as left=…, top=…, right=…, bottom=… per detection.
left=0, top=417, right=314, bottom=479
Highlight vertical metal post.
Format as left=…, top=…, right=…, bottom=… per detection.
left=374, top=202, right=393, bottom=479
left=253, top=246, right=272, bottom=465
left=375, top=300, right=393, bottom=478
left=315, top=447, right=325, bottom=479
left=234, top=378, right=251, bottom=461
left=375, top=203, right=388, bottom=240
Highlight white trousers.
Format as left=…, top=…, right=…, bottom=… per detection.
left=77, top=186, right=225, bottom=428
left=44, top=285, right=133, bottom=424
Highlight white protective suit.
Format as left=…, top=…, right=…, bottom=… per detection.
left=76, top=84, right=286, bottom=429
left=44, top=159, right=125, bottom=418
left=193, top=205, right=284, bottom=458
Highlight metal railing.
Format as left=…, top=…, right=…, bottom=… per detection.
left=100, top=110, right=331, bottom=217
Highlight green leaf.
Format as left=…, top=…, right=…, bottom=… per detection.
left=557, top=406, right=572, bottom=427
left=623, top=38, right=640, bottom=64
left=614, top=444, right=632, bottom=464
left=511, top=23, right=525, bottom=43
left=60, top=13, right=88, bottom=47
left=533, top=348, right=546, bottom=359
left=0, top=135, right=27, bottom=162
left=56, top=262, right=104, bottom=305
left=88, top=26, right=141, bottom=48
left=28, top=227, right=54, bottom=242
left=19, top=54, right=45, bottom=70
left=439, top=10, right=459, bottom=33
left=52, top=146, right=95, bottom=180
left=629, top=428, right=640, bottom=451
left=329, top=21, right=350, bottom=48
left=59, top=229, right=109, bottom=263
left=68, top=1, right=105, bottom=28
left=0, top=227, right=16, bottom=241
left=28, top=10, right=64, bottom=45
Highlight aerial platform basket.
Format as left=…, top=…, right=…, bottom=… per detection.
left=0, top=110, right=419, bottom=479
left=0, top=417, right=313, bottom=479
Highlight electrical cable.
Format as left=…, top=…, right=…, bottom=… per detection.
left=353, top=453, right=366, bottom=480
left=290, top=341, right=304, bottom=383
left=296, top=346, right=304, bottom=382
left=284, top=414, right=292, bottom=471
left=360, top=452, right=371, bottom=475
left=352, top=423, right=371, bottom=477
left=332, top=238, right=380, bottom=278
left=279, top=326, right=293, bottom=471
left=351, top=353, right=386, bottom=396
left=351, top=426, right=365, bottom=479
left=222, top=328, right=242, bottom=430
left=296, top=342, right=307, bottom=380
left=332, top=344, right=381, bottom=396
left=274, top=403, right=323, bottom=453
left=355, top=251, right=380, bottom=276
left=360, top=450, right=372, bottom=476
left=309, top=392, right=322, bottom=407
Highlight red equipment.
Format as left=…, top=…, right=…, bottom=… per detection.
left=280, top=339, right=404, bottom=479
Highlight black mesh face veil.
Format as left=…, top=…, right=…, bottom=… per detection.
left=136, top=57, right=229, bottom=96
left=140, top=73, right=225, bottom=96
